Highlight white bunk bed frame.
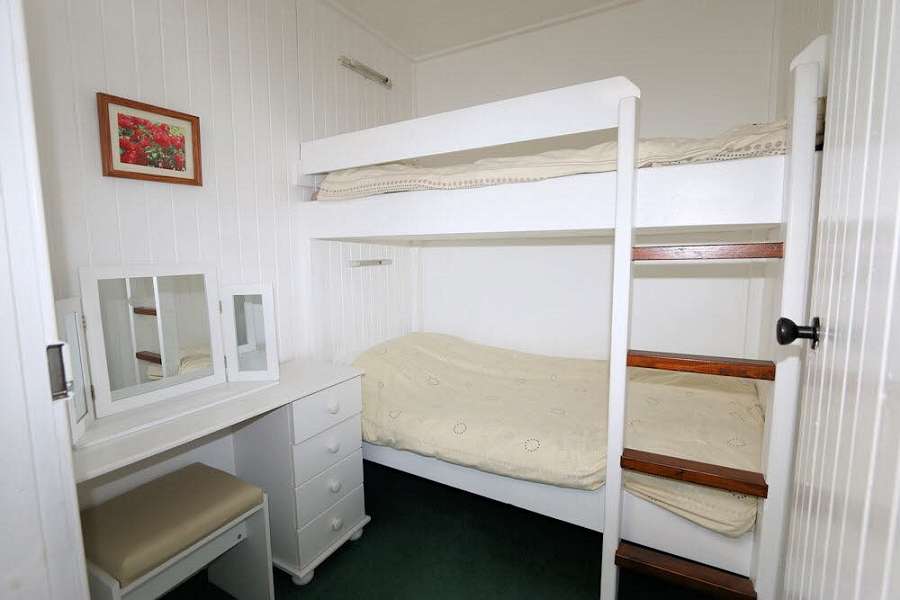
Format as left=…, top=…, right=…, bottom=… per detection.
left=297, top=38, right=829, bottom=600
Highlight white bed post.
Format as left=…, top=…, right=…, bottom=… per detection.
left=752, top=35, right=828, bottom=600
left=599, top=94, right=639, bottom=600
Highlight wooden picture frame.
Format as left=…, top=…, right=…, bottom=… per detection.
left=97, top=92, right=202, bottom=186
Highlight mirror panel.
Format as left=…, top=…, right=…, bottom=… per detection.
left=55, top=297, right=94, bottom=443
left=128, top=276, right=161, bottom=386
left=60, top=311, right=89, bottom=422
left=97, top=274, right=212, bottom=402
left=98, top=277, right=139, bottom=392
left=157, top=274, right=213, bottom=380
left=81, top=265, right=225, bottom=418
left=223, top=285, right=278, bottom=381
left=234, top=294, right=268, bottom=372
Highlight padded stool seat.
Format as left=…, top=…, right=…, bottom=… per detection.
left=81, top=463, right=264, bottom=586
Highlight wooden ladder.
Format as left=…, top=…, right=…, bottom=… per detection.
left=604, top=241, right=784, bottom=600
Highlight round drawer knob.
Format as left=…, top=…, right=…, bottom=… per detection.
left=326, top=441, right=341, bottom=454
left=331, top=517, right=344, bottom=532
left=328, top=480, right=343, bottom=493
left=326, top=401, right=340, bottom=415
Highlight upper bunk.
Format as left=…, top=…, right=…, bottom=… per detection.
left=297, top=156, right=786, bottom=241
left=296, top=66, right=821, bottom=242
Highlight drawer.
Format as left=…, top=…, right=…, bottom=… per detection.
left=296, top=450, right=364, bottom=527
left=298, top=484, right=365, bottom=569
left=292, top=378, right=362, bottom=444
left=292, top=414, right=362, bottom=484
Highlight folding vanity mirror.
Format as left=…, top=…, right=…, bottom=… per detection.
left=79, top=265, right=225, bottom=417
left=221, top=285, right=279, bottom=381
left=55, top=297, right=93, bottom=441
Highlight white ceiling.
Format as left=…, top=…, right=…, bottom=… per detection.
left=331, top=0, right=621, bottom=60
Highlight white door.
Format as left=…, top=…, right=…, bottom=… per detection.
left=0, top=0, right=88, bottom=598
left=781, top=1, right=900, bottom=599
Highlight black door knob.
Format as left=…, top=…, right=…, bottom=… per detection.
left=776, top=317, right=820, bottom=348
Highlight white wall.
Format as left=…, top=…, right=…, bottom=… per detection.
left=298, top=0, right=414, bottom=142
left=772, top=0, right=833, bottom=117
left=310, top=240, right=419, bottom=364
left=420, top=232, right=772, bottom=361
left=422, top=243, right=611, bottom=359
left=24, top=0, right=413, bottom=502
left=414, top=0, right=778, bottom=139
left=25, top=0, right=415, bottom=362
left=25, top=0, right=305, bottom=363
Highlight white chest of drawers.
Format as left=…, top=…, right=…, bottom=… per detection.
left=233, top=363, right=369, bottom=586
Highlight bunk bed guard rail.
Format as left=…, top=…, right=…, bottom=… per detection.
left=298, top=77, right=641, bottom=176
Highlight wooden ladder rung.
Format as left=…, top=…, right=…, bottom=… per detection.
left=632, top=242, right=784, bottom=261
left=627, top=350, right=776, bottom=380
left=616, top=541, right=757, bottom=599
left=621, top=448, right=768, bottom=497
left=133, top=306, right=157, bottom=316
left=135, top=351, right=162, bottom=364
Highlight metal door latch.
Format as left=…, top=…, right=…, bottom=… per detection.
left=46, top=341, right=72, bottom=400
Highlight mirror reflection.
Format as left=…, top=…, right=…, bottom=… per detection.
left=98, top=274, right=212, bottom=400
left=233, top=294, right=268, bottom=372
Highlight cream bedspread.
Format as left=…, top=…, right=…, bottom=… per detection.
left=318, top=120, right=787, bottom=201
left=355, top=333, right=764, bottom=536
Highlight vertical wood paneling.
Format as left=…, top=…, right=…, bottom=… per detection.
left=69, top=0, right=122, bottom=267
left=278, top=0, right=302, bottom=359
left=138, top=0, right=179, bottom=264
left=291, top=0, right=414, bottom=357
left=26, top=0, right=91, bottom=297
left=184, top=0, right=219, bottom=265
left=162, top=0, right=201, bottom=263
left=782, top=1, right=900, bottom=599
left=26, top=0, right=414, bottom=362
left=26, top=0, right=308, bottom=361
left=310, top=240, right=417, bottom=364
left=296, top=0, right=414, bottom=141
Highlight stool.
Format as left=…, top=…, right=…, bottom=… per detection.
left=80, top=463, right=274, bottom=600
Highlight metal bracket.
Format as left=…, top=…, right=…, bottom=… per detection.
left=349, top=259, right=392, bottom=268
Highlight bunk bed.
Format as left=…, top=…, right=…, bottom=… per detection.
left=295, top=36, right=828, bottom=600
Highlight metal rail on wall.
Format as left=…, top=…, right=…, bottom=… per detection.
left=338, top=55, right=392, bottom=89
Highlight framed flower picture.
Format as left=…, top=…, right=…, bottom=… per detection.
left=97, top=93, right=202, bottom=186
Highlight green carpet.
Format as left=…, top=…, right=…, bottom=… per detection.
left=164, top=460, right=715, bottom=599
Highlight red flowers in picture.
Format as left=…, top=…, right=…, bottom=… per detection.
left=117, top=113, right=187, bottom=172
left=98, top=93, right=201, bottom=185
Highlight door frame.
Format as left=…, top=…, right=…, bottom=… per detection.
left=0, top=0, right=88, bottom=597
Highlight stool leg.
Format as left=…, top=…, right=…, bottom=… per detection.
left=208, top=499, right=275, bottom=600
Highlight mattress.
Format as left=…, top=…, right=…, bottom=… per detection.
left=355, top=332, right=764, bottom=536
left=318, top=120, right=787, bottom=201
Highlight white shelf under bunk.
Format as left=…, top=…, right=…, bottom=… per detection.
left=297, top=155, right=785, bottom=242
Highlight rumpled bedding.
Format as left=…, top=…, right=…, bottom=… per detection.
left=318, top=121, right=787, bottom=201
left=355, top=332, right=764, bottom=536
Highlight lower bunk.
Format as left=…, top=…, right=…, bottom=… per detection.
left=353, top=332, right=764, bottom=576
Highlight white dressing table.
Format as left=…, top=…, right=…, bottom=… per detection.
left=73, top=359, right=369, bottom=586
